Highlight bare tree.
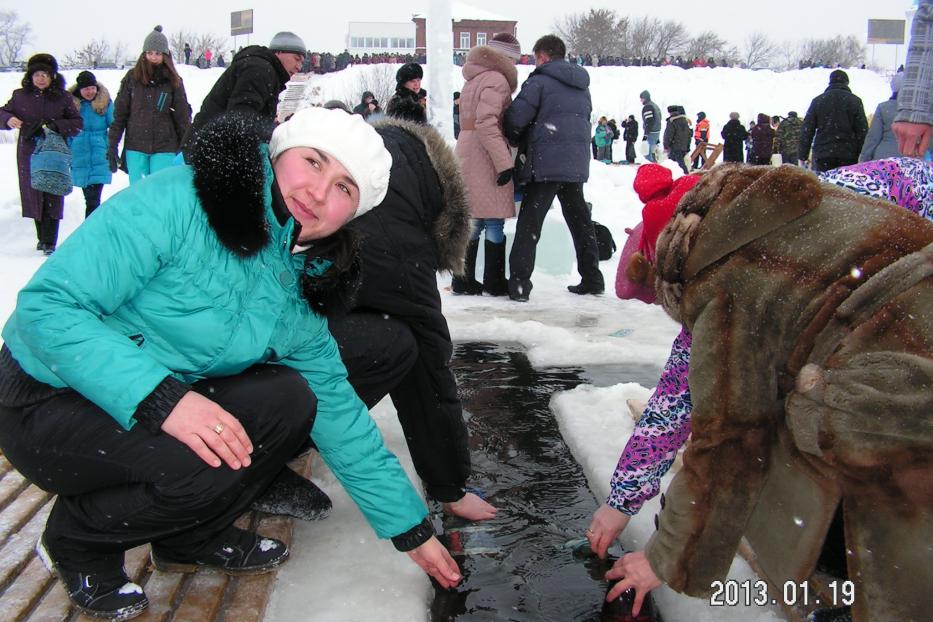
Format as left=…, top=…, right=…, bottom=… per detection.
left=684, top=31, right=733, bottom=62
left=169, top=30, right=195, bottom=63
left=627, top=16, right=689, bottom=60
left=799, top=35, right=865, bottom=68
left=776, top=39, right=802, bottom=70
left=554, top=8, right=628, bottom=57
left=0, top=11, right=32, bottom=66
left=65, top=39, right=111, bottom=68
left=111, top=41, right=129, bottom=67
left=192, top=33, right=229, bottom=60
left=554, top=12, right=583, bottom=53
left=341, top=65, right=397, bottom=110
left=655, top=20, right=690, bottom=59
left=743, top=32, right=778, bottom=69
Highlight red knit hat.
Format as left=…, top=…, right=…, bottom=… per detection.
left=636, top=165, right=701, bottom=263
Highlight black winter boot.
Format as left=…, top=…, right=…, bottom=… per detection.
left=37, top=535, right=149, bottom=621
left=150, top=526, right=289, bottom=575
left=482, top=238, right=508, bottom=296
left=451, top=239, right=483, bottom=295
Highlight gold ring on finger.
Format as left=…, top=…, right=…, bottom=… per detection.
left=214, top=423, right=225, bottom=435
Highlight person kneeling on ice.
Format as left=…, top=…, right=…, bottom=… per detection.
left=0, top=107, right=460, bottom=621
left=591, top=163, right=932, bottom=621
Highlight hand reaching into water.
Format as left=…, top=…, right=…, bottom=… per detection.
left=407, top=536, right=461, bottom=589
left=586, top=503, right=631, bottom=558
left=605, top=551, right=662, bottom=615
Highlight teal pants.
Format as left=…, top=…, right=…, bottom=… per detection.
left=125, top=151, right=179, bottom=185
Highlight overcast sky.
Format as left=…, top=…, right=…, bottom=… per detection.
left=14, top=0, right=917, bottom=69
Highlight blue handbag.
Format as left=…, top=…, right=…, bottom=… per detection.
left=30, top=127, right=73, bottom=196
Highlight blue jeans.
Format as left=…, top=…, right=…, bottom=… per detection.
left=645, top=132, right=660, bottom=163
left=470, top=218, right=505, bottom=244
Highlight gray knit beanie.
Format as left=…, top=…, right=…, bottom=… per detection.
left=143, top=25, right=170, bottom=55
left=269, top=31, right=306, bottom=56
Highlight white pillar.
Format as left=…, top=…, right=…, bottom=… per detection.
left=427, top=0, right=455, bottom=142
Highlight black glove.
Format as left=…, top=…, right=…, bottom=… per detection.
left=107, top=148, right=119, bottom=173
left=642, top=136, right=648, bottom=141
left=496, top=168, right=513, bottom=186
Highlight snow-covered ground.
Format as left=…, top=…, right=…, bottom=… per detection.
left=0, top=62, right=891, bottom=621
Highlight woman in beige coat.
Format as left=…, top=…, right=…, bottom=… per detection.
left=452, top=33, right=521, bottom=296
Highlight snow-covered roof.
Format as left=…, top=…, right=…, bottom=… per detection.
left=412, top=2, right=514, bottom=22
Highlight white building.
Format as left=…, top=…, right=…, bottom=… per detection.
left=346, top=22, right=417, bottom=56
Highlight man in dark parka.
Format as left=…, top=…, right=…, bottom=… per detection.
left=798, top=69, right=869, bottom=172
left=504, top=34, right=603, bottom=300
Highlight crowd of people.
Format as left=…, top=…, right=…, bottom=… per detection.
left=0, top=6, right=932, bottom=621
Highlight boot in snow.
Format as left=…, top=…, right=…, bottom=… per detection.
left=482, top=238, right=508, bottom=296
left=452, top=238, right=483, bottom=295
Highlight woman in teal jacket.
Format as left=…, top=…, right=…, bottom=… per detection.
left=69, top=71, right=114, bottom=217
left=0, top=107, right=459, bottom=621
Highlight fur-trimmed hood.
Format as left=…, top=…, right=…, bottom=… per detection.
left=189, top=112, right=272, bottom=257
left=372, top=117, right=471, bottom=274
left=463, top=46, right=518, bottom=92
left=69, top=83, right=112, bottom=115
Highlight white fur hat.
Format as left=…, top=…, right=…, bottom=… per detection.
left=269, top=107, right=392, bottom=217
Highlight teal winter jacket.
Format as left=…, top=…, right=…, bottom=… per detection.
left=69, top=84, right=114, bottom=187
left=2, top=126, right=427, bottom=541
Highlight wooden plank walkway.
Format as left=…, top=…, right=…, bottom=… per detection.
left=0, top=453, right=310, bottom=622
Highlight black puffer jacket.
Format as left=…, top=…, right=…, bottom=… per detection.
left=109, top=66, right=191, bottom=154
left=346, top=119, right=472, bottom=501
left=798, top=83, right=868, bottom=162
left=186, top=46, right=289, bottom=146
left=504, top=59, right=592, bottom=183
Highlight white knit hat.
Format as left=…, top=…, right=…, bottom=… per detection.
left=269, top=107, right=392, bottom=217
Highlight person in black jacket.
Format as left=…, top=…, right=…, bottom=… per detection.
left=720, top=112, right=748, bottom=163
left=331, top=118, right=497, bottom=521
left=504, top=34, right=603, bottom=300
left=798, top=69, right=869, bottom=172
left=183, top=31, right=306, bottom=153
left=386, top=63, right=426, bottom=123
left=662, top=105, right=691, bottom=174
left=622, top=114, right=639, bottom=163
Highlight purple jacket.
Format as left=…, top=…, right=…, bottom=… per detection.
left=0, top=85, right=82, bottom=219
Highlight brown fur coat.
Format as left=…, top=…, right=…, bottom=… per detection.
left=648, top=164, right=933, bottom=622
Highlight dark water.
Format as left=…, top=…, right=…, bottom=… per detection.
left=430, top=343, right=663, bottom=622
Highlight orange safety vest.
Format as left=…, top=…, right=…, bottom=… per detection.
left=694, top=118, right=710, bottom=141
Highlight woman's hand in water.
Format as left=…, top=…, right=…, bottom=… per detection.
left=407, top=536, right=461, bottom=589
left=605, top=551, right=662, bottom=616
left=442, top=492, right=498, bottom=521
left=586, top=503, right=631, bottom=558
